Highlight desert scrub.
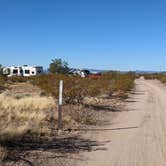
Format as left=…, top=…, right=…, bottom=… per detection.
left=0, top=72, right=135, bottom=162
left=3, top=72, right=135, bottom=103
left=64, top=104, right=101, bottom=125
left=0, top=76, right=7, bottom=92
left=7, top=75, right=32, bottom=83
left=0, top=72, right=135, bottom=141
left=143, top=73, right=166, bottom=83
left=143, top=73, right=159, bottom=80
left=30, top=72, right=135, bottom=104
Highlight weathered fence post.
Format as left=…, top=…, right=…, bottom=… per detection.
left=58, top=80, right=63, bottom=129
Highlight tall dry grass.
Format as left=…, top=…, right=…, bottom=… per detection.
left=0, top=91, right=55, bottom=161
left=0, top=92, right=55, bottom=111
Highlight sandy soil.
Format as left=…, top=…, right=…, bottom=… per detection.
left=76, top=78, right=166, bottom=166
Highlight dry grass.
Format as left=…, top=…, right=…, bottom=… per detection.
left=0, top=90, right=107, bottom=163
left=0, top=92, right=55, bottom=111
left=0, top=90, right=57, bottom=162
left=0, top=91, right=55, bottom=144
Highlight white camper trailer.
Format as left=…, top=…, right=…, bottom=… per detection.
left=3, top=65, right=43, bottom=77
left=21, top=65, right=43, bottom=77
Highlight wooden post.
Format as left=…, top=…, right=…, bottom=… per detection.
left=58, top=80, right=63, bottom=129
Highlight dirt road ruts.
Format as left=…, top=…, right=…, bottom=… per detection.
left=78, top=79, right=166, bottom=166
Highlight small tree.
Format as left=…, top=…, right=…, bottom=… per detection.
left=48, top=59, right=69, bottom=74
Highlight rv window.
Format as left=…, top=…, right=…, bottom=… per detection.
left=32, top=72, right=35, bottom=74
left=25, top=70, right=30, bottom=74
left=13, top=69, right=18, bottom=74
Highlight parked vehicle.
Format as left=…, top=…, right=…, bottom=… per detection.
left=69, top=69, right=91, bottom=77
left=2, top=65, right=43, bottom=77
left=69, top=69, right=102, bottom=78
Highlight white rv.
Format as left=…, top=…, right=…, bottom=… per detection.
left=3, top=65, right=43, bottom=77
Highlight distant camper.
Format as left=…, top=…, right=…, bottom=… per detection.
left=3, top=65, right=43, bottom=77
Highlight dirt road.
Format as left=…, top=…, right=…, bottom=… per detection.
left=78, top=78, right=166, bottom=166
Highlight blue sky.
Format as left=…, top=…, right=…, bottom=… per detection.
left=0, top=0, right=166, bottom=71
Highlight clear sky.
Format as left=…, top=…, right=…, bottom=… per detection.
left=0, top=0, right=166, bottom=71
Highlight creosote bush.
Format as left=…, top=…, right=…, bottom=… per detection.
left=0, top=72, right=135, bottom=103
left=30, top=72, right=135, bottom=103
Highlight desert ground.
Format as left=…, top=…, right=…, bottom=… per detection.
left=2, top=78, right=166, bottom=166
left=75, top=78, right=166, bottom=166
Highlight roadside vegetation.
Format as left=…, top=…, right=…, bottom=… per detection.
left=143, top=73, right=166, bottom=83
left=0, top=60, right=135, bottom=163
left=32, top=71, right=135, bottom=102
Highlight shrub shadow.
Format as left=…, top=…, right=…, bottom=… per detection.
left=3, top=134, right=107, bottom=165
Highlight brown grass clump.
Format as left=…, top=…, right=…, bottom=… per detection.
left=0, top=92, right=55, bottom=144
left=0, top=93, right=54, bottom=111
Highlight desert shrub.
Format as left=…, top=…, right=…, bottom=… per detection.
left=159, top=76, right=166, bottom=83
left=65, top=105, right=101, bottom=125
left=111, top=72, right=135, bottom=92
left=31, top=74, right=101, bottom=104
left=141, top=73, right=166, bottom=89
left=0, top=76, right=7, bottom=84
left=154, top=74, right=166, bottom=83
left=1, top=72, right=135, bottom=104
left=143, top=73, right=166, bottom=83
left=7, top=76, right=32, bottom=83
left=143, top=73, right=159, bottom=80
left=30, top=72, right=135, bottom=103
left=0, top=76, right=7, bottom=92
